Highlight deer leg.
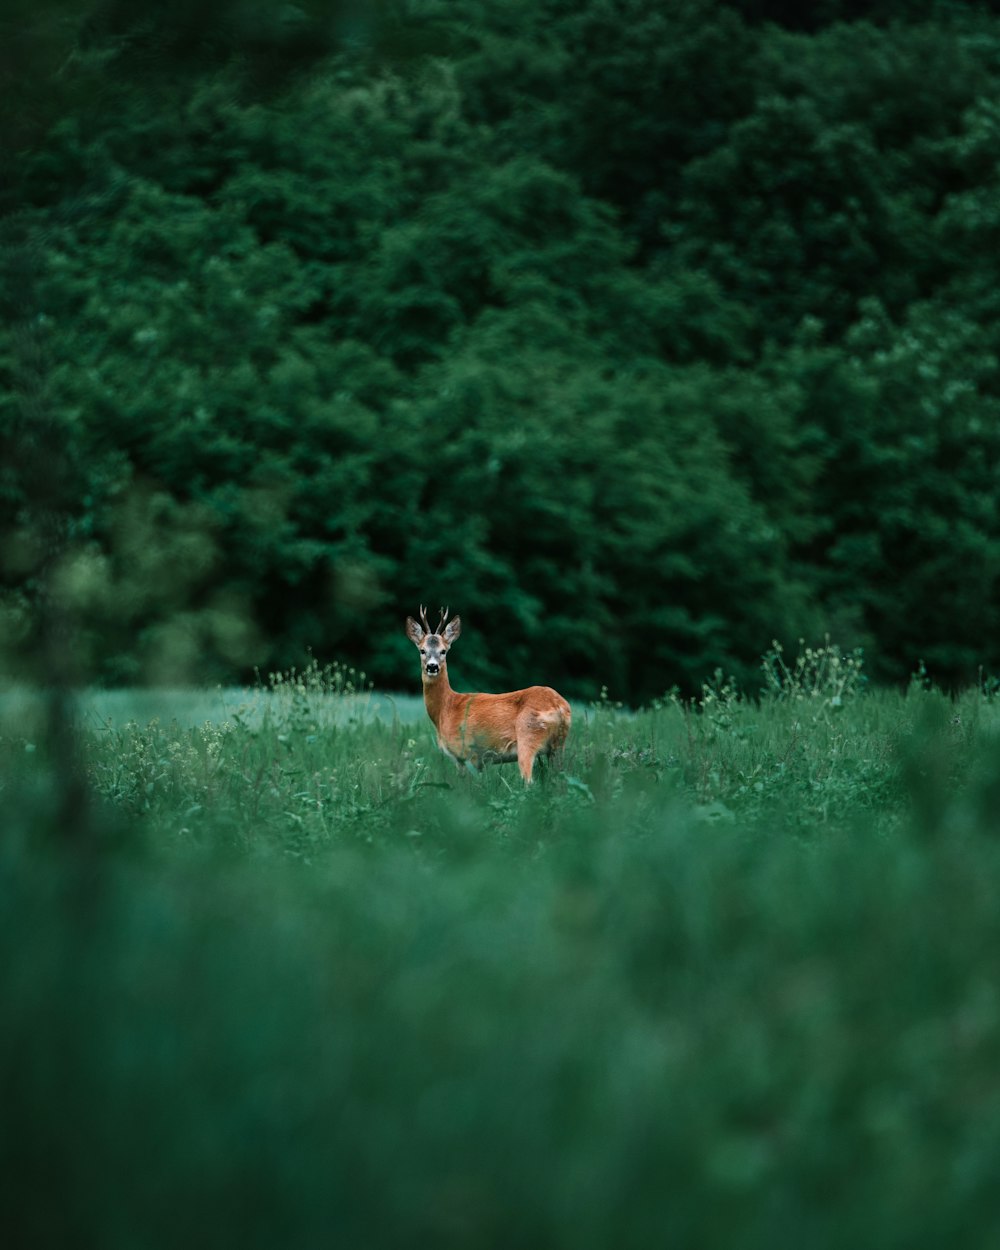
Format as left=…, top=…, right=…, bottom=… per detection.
left=516, top=739, right=538, bottom=784
left=515, top=714, right=554, bottom=785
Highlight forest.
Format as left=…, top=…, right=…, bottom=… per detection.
left=5, top=0, right=1000, bottom=700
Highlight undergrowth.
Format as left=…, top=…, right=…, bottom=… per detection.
left=3, top=643, right=1000, bottom=1248
left=64, top=640, right=994, bottom=857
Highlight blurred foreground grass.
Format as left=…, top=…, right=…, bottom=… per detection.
left=3, top=650, right=1000, bottom=1247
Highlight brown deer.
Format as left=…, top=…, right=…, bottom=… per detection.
left=405, top=606, right=571, bottom=784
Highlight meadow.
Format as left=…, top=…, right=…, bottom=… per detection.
left=3, top=644, right=1000, bottom=1247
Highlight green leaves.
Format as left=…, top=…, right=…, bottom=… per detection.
left=7, top=0, right=1000, bottom=697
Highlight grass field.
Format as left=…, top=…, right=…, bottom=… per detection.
left=3, top=646, right=1000, bottom=1247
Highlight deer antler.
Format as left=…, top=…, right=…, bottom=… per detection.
left=419, top=605, right=431, bottom=635
left=436, top=606, right=450, bottom=635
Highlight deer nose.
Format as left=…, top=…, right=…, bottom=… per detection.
left=425, top=660, right=440, bottom=676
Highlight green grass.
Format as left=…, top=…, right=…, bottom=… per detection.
left=3, top=649, right=1000, bottom=1248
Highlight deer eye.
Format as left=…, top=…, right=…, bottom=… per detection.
left=419, top=648, right=426, bottom=655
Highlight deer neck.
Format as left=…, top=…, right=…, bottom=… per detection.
left=422, top=667, right=458, bottom=728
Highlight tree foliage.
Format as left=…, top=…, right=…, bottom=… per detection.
left=4, top=0, right=1000, bottom=699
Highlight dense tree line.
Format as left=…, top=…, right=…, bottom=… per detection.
left=4, top=0, right=1000, bottom=700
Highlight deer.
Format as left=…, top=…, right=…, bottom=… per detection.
left=405, top=606, right=571, bottom=784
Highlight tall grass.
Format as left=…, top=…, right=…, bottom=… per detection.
left=3, top=646, right=1000, bottom=1247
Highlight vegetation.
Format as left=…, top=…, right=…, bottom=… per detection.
left=6, top=0, right=1000, bottom=699
left=5, top=4, right=1000, bottom=1241
left=4, top=646, right=1000, bottom=1246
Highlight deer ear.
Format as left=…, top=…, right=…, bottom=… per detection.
left=443, top=615, right=461, bottom=644
left=405, top=616, right=425, bottom=645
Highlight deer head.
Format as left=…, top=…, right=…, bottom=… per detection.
left=405, top=605, right=462, bottom=679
